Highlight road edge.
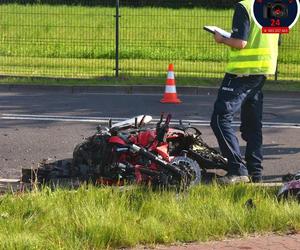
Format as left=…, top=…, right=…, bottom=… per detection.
left=1, top=84, right=300, bottom=97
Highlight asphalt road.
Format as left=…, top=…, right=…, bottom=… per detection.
left=0, top=88, right=299, bottom=180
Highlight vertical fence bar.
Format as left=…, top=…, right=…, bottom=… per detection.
left=275, top=34, right=282, bottom=81
left=115, top=0, right=120, bottom=78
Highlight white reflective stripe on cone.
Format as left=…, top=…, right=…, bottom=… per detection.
left=167, top=71, right=175, bottom=79
left=165, top=85, right=177, bottom=93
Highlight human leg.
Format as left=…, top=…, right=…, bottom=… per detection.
left=240, top=76, right=266, bottom=182
left=210, top=74, right=249, bottom=178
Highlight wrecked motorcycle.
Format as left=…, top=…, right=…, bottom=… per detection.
left=21, top=114, right=228, bottom=189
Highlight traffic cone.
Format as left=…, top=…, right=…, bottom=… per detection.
left=160, top=64, right=181, bottom=104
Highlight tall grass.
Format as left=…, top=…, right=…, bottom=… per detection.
left=0, top=4, right=299, bottom=79
left=0, top=185, right=299, bottom=249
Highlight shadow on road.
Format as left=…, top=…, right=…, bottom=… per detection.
left=263, top=144, right=300, bottom=156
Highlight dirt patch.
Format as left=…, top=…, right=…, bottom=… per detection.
left=134, top=233, right=300, bottom=250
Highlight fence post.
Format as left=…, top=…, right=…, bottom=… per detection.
left=115, top=0, right=120, bottom=78
left=275, top=34, right=282, bottom=81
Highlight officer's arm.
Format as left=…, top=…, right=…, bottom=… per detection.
left=214, top=32, right=247, bottom=49
left=214, top=3, right=249, bottom=50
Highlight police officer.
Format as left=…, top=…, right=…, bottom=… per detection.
left=210, top=0, right=279, bottom=184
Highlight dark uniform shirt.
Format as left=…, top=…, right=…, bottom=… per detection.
left=231, top=3, right=251, bottom=41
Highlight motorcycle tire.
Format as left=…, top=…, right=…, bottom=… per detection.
left=72, top=134, right=111, bottom=177
left=170, top=156, right=201, bottom=186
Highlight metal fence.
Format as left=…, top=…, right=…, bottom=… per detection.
left=0, top=1, right=299, bottom=80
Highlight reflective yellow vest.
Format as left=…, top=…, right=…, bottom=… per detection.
left=226, top=0, right=279, bottom=75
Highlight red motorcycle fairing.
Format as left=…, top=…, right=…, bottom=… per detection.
left=155, top=144, right=170, bottom=161
left=136, top=130, right=156, bottom=148
left=109, top=136, right=127, bottom=145
left=135, top=130, right=170, bottom=161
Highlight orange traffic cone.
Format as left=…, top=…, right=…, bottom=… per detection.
left=160, top=64, right=181, bottom=104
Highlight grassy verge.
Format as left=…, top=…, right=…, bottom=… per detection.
left=0, top=4, right=299, bottom=80
left=0, top=76, right=300, bottom=92
left=0, top=185, right=299, bottom=249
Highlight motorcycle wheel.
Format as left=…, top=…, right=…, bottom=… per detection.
left=170, top=156, right=201, bottom=186
left=72, top=138, right=105, bottom=180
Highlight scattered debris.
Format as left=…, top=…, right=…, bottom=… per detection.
left=277, top=171, right=300, bottom=202
left=244, top=199, right=256, bottom=210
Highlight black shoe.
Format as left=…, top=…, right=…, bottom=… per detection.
left=217, top=175, right=250, bottom=185
left=250, top=176, right=263, bottom=183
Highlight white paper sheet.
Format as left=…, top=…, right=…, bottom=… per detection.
left=204, top=26, right=231, bottom=38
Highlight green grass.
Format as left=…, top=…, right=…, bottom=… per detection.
left=0, top=4, right=300, bottom=80
left=0, top=185, right=299, bottom=249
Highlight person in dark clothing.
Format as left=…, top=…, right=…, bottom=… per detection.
left=210, top=0, right=279, bottom=184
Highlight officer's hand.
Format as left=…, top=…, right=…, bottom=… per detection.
left=214, top=32, right=224, bottom=44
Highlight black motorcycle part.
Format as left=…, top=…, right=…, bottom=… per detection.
left=188, top=150, right=228, bottom=170
left=22, top=159, right=73, bottom=183
left=130, top=144, right=184, bottom=179
left=170, top=156, right=201, bottom=186
left=156, top=113, right=172, bottom=143
left=72, top=133, right=111, bottom=177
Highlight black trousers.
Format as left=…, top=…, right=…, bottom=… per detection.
left=210, top=73, right=266, bottom=177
